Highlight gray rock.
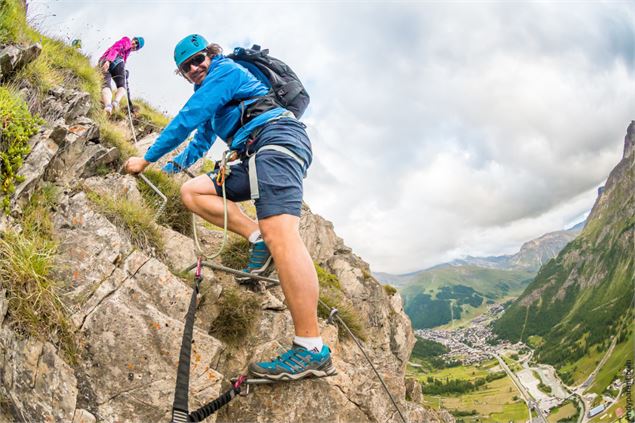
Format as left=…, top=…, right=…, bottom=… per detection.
left=69, top=118, right=100, bottom=142
left=0, top=330, right=77, bottom=422
left=405, top=377, right=423, bottom=404
left=158, top=225, right=199, bottom=272
left=72, top=409, right=96, bottom=423
left=0, top=43, right=41, bottom=81
left=64, top=91, right=91, bottom=122
left=49, top=190, right=225, bottom=421
left=0, top=289, right=7, bottom=327
left=12, top=134, right=59, bottom=205
left=49, top=124, right=69, bottom=144
left=82, top=174, right=144, bottom=206
left=45, top=124, right=118, bottom=183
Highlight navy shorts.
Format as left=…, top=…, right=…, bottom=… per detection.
left=210, top=118, right=312, bottom=220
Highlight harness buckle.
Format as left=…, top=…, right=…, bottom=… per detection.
left=215, top=150, right=237, bottom=186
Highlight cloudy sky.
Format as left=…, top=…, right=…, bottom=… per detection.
left=27, top=1, right=634, bottom=273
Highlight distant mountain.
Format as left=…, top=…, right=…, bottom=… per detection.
left=377, top=223, right=583, bottom=285
left=443, top=223, right=584, bottom=272
left=493, top=122, right=634, bottom=381
left=375, top=220, right=584, bottom=329
left=373, top=271, right=418, bottom=288
left=506, top=222, right=585, bottom=270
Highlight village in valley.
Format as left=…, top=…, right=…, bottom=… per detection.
left=409, top=303, right=632, bottom=423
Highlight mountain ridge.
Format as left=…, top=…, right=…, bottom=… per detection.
left=493, top=121, right=634, bottom=389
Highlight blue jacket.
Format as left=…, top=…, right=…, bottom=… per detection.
left=143, top=55, right=287, bottom=173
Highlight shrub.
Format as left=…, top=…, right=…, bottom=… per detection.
left=209, top=286, right=260, bottom=345
left=383, top=284, right=397, bottom=296
left=0, top=86, right=43, bottom=212
left=86, top=189, right=163, bottom=253
left=200, top=159, right=217, bottom=175
left=315, top=262, right=342, bottom=291
left=0, top=185, right=78, bottom=363
left=137, top=169, right=191, bottom=235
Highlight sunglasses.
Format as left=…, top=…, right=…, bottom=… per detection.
left=179, top=53, right=206, bottom=73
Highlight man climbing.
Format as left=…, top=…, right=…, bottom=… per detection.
left=98, top=36, right=144, bottom=115
left=123, top=34, right=335, bottom=381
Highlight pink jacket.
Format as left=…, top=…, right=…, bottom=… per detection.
left=99, top=37, right=133, bottom=64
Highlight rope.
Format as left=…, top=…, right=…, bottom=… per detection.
left=326, top=307, right=408, bottom=423
left=191, top=150, right=233, bottom=261
left=187, top=376, right=247, bottom=422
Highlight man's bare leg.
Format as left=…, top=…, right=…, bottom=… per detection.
left=180, top=175, right=258, bottom=238
left=182, top=177, right=319, bottom=335
left=259, top=214, right=319, bottom=337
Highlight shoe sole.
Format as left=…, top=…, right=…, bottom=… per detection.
left=250, top=367, right=337, bottom=381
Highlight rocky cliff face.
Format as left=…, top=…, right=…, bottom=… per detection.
left=0, top=43, right=451, bottom=422
left=493, top=122, right=634, bottom=369
left=505, top=225, right=582, bottom=271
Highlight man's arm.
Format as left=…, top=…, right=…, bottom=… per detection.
left=163, top=124, right=217, bottom=173
left=143, top=61, right=240, bottom=164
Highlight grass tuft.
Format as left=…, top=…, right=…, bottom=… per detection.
left=319, top=290, right=367, bottom=342
left=97, top=118, right=137, bottom=161
left=315, top=263, right=366, bottom=341
left=137, top=169, right=191, bottom=235
left=0, top=184, right=78, bottom=363
left=132, top=98, right=170, bottom=131
left=0, top=0, right=25, bottom=44
left=85, top=188, right=163, bottom=253
left=21, top=182, right=57, bottom=239
left=220, top=237, right=251, bottom=270
left=209, top=286, right=260, bottom=346
left=315, top=262, right=342, bottom=291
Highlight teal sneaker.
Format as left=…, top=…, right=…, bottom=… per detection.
left=240, top=238, right=273, bottom=277
left=248, top=344, right=336, bottom=381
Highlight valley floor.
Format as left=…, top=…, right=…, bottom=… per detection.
left=410, top=303, right=633, bottom=423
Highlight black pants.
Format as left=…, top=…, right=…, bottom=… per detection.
left=102, top=61, right=126, bottom=89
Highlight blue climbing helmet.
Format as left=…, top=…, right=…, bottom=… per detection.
left=174, top=34, right=208, bottom=67
left=132, top=36, right=144, bottom=50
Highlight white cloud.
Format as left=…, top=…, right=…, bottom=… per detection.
left=28, top=1, right=635, bottom=273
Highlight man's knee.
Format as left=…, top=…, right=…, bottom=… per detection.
left=259, top=214, right=300, bottom=249
left=180, top=180, right=196, bottom=209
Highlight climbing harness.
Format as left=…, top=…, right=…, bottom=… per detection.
left=123, top=104, right=407, bottom=422
left=247, top=144, right=304, bottom=200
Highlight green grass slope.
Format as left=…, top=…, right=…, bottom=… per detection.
left=402, top=265, right=534, bottom=329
